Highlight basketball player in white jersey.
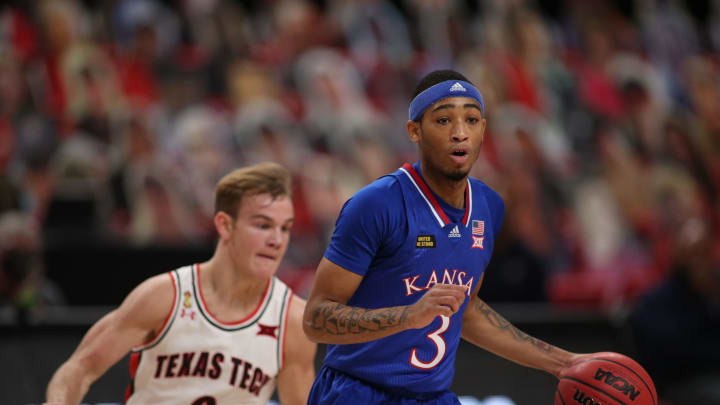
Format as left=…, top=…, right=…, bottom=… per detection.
left=45, top=162, right=316, bottom=405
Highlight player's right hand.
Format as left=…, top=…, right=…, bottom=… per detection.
left=406, top=283, right=467, bottom=329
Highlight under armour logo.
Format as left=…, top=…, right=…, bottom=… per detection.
left=472, top=235, right=484, bottom=249
left=180, top=308, right=196, bottom=320
left=257, top=323, right=279, bottom=339
left=449, top=82, right=467, bottom=92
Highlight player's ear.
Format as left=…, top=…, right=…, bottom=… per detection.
left=406, top=120, right=420, bottom=144
left=479, top=118, right=487, bottom=144
left=214, top=211, right=234, bottom=240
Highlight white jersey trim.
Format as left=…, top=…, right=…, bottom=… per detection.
left=400, top=166, right=474, bottom=229
left=465, top=179, right=473, bottom=227
left=399, top=167, right=445, bottom=227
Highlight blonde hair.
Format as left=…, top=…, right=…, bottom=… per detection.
left=214, top=162, right=292, bottom=217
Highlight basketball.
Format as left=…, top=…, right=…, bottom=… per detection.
left=555, top=352, right=657, bottom=405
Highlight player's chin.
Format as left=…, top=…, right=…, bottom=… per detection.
left=251, top=260, right=279, bottom=278
left=252, top=268, right=277, bottom=279
left=444, top=167, right=470, bottom=182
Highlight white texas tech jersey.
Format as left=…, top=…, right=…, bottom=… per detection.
left=125, top=264, right=293, bottom=405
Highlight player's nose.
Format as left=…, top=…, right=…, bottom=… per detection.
left=451, top=123, right=469, bottom=142
left=266, top=228, right=282, bottom=248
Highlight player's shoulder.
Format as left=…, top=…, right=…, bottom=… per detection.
left=344, top=174, right=403, bottom=212
left=356, top=174, right=402, bottom=198
left=132, top=270, right=177, bottom=300
left=469, top=177, right=504, bottom=207
left=270, top=276, right=294, bottom=302
left=116, top=270, right=178, bottom=325
left=282, top=293, right=316, bottom=362
left=271, top=277, right=303, bottom=317
left=287, top=293, right=307, bottom=322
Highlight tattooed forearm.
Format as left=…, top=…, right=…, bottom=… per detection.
left=474, top=301, right=553, bottom=353
left=310, top=302, right=409, bottom=335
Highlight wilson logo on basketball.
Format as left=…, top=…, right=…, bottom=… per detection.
left=594, top=368, right=641, bottom=400
left=572, top=388, right=602, bottom=405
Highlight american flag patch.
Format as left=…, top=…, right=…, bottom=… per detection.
left=472, top=220, right=484, bottom=236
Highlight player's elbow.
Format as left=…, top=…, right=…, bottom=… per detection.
left=302, top=301, right=331, bottom=343
left=68, top=352, right=105, bottom=386
left=301, top=314, right=323, bottom=343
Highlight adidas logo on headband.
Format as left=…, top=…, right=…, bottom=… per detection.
left=449, top=82, right=467, bottom=92
left=408, top=79, right=484, bottom=121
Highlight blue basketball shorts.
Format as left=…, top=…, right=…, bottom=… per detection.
left=307, top=365, right=461, bottom=405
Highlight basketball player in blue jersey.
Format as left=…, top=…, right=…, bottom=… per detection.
left=45, top=162, right=316, bottom=405
left=302, top=70, right=588, bottom=404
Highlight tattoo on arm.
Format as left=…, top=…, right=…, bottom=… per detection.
left=310, top=303, right=409, bottom=335
left=474, top=301, right=553, bottom=353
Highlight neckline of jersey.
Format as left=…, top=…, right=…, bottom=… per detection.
left=404, top=162, right=470, bottom=226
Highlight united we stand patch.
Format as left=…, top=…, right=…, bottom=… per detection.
left=416, top=235, right=436, bottom=248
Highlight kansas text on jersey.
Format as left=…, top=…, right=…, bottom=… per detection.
left=322, top=162, right=505, bottom=393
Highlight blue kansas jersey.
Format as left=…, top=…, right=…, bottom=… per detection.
left=323, top=162, right=505, bottom=393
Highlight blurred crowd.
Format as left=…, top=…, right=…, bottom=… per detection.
left=0, top=0, right=719, bottom=313
left=1, top=1, right=719, bottom=402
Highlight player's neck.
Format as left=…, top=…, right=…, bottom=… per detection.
left=200, top=254, right=269, bottom=310
left=419, top=163, right=467, bottom=209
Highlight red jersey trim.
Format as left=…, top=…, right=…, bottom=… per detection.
left=462, top=180, right=472, bottom=226
left=124, top=351, right=142, bottom=402
left=194, top=263, right=273, bottom=328
left=401, top=163, right=471, bottom=227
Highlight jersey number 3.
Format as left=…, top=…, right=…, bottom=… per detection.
left=409, top=315, right=450, bottom=369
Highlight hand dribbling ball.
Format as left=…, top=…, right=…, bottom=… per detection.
left=555, top=352, right=657, bottom=405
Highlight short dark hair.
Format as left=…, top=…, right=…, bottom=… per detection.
left=411, top=69, right=472, bottom=100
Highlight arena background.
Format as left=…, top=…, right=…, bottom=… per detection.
left=0, top=0, right=718, bottom=404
